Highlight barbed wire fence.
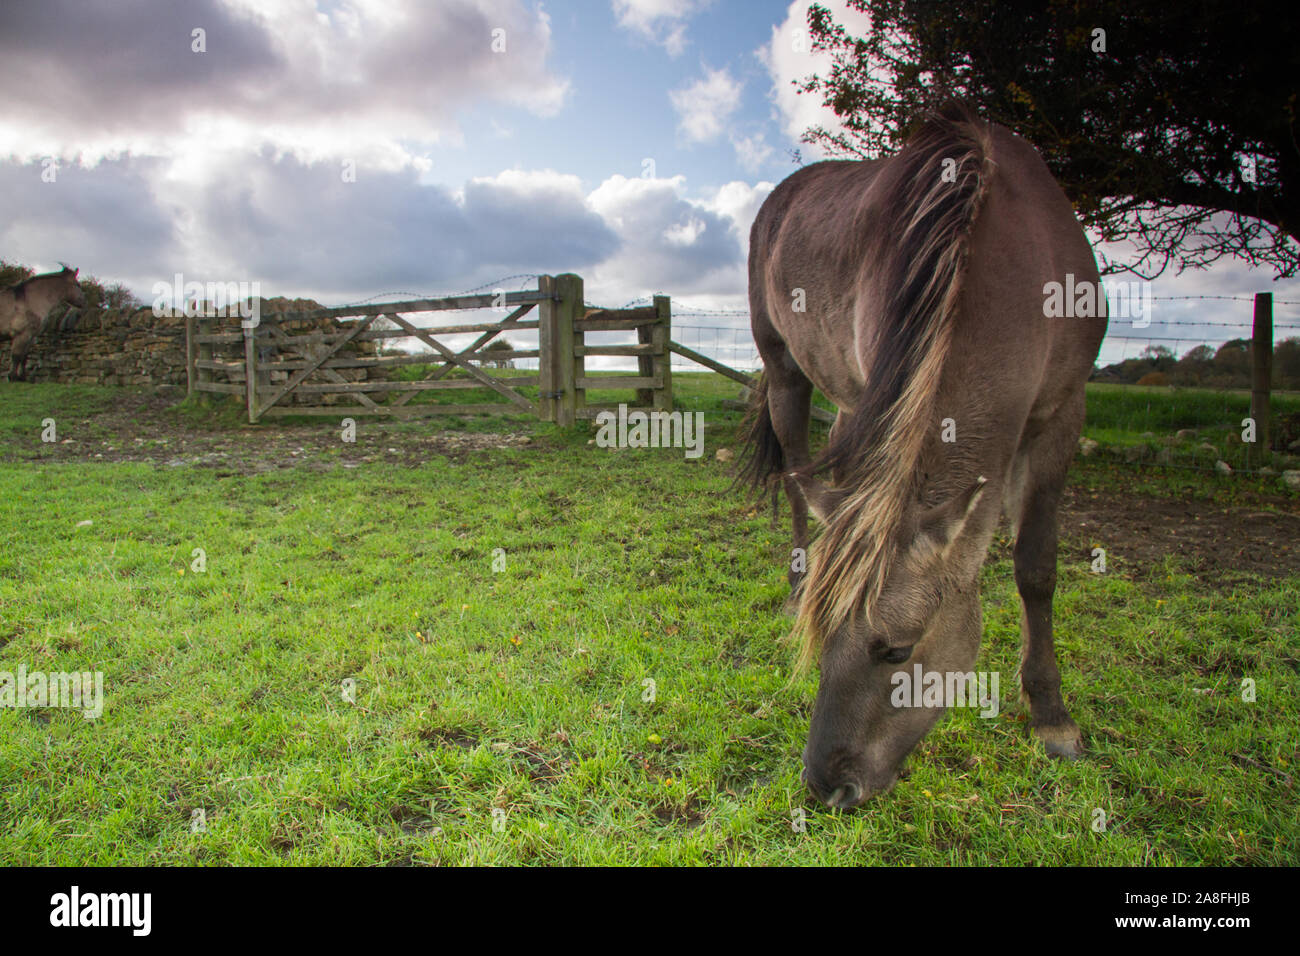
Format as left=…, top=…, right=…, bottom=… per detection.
left=656, top=293, right=1300, bottom=478
left=329, top=280, right=1300, bottom=376
left=659, top=293, right=1300, bottom=374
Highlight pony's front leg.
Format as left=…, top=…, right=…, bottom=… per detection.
left=1013, top=441, right=1084, bottom=759
left=9, top=334, right=33, bottom=382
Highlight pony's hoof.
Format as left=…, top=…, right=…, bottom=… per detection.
left=1034, top=723, right=1084, bottom=759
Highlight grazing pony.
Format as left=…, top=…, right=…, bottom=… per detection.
left=0, top=265, right=87, bottom=381
left=740, top=106, right=1106, bottom=808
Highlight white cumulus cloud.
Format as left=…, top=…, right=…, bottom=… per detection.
left=0, top=0, right=570, bottom=169
left=760, top=0, right=872, bottom=157
left=611, top=0, right=707, bottom=56
left=670, top=67, right=744, bottom=144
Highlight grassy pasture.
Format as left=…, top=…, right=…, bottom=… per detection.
left=0, top=374, right=1296, bottom=865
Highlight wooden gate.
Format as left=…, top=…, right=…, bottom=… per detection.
left=573, top=292, right=672, bottom=421
left=186, top=276, right=569, bottom=423
left=185, top=273, right=783, bottom=426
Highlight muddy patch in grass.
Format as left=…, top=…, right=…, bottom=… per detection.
left=1059, top=486, right=1300, bottom=584
left=390, top=803, right=449, bottom=835
left=508, top=744, right=573, bottom=787
left=4, top=389, right=538, bottom=473
left=652, top=797, right=706, bottom=829
left=420, top=727, right=481, bottom=751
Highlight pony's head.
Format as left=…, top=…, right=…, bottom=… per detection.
left=791, top=473, right=988, bottom=808
left=56, top=263, right=86, bottom=307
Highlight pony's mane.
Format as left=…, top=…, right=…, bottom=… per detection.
left=793, top=104, right=994, bottom=669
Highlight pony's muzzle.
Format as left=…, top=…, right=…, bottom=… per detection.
left=824, top=783, right=862, bottom=809
left=803, top=763, right=867, bottom=809
left=805, top=752, right=901, bottom=808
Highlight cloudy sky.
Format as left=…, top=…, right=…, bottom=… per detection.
left=1, top=0, right=1296, bottom=367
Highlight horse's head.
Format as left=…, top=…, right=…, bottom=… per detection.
left=791, top=473, right=988, bottom=809
left=58, top=265, right=86, bottom=307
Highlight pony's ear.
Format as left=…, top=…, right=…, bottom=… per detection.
left=917, top=476, right=987, bottom=558
left=787, top=472, right=850, bottom=524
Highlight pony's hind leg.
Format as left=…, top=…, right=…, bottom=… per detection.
left=750, top=277, right=815, bottom=605
left=767, top=352, right=815, bottom=600
left=1013, top=405, right=1085, bottom=759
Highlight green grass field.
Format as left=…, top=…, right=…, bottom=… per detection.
left=0, top=375, right=1296, bottom=865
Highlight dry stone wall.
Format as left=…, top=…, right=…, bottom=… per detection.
left=0, top=297, right=381, bottom=390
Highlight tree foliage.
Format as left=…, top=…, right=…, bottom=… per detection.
left=0, top=260, right=35, bottom=288
left=801, top=0, right=1300, bottom=278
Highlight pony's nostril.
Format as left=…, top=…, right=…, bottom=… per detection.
left=824, top=783, right=861, bottom=809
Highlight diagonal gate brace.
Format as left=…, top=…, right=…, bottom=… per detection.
left=386, top=312, right=537, bottom=413
left=255, top=314, right=376, bottom=419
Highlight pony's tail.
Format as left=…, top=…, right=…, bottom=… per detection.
left=731, top=370, right=784, bottom=511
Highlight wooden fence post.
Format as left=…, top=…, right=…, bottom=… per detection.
left=652, top=294, right=672, bottom=412
left=255, top=322, right=273, bottom=414
left=637, top=310, right=654, bottom=408
left=244, top=324, right=258, bottom=423
left=573, top=298, right=587, bottom=422
left=554, top=273, right=582, bottom=427
left=537, top=275, right=557, bottom=422
left=185, top=315, right=197, bottom=396
left=197, top=314, right=213, bottom=405
left=1252, top=291, right=1272, bottom=454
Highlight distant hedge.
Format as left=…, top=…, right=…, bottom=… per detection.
left=1092, top=338, right=1300, bottom=389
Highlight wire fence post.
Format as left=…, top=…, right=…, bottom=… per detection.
left=1251, top=291, right=1273, bottom=455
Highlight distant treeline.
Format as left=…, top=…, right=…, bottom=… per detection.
left=1091, top=339, right=1300, bottom=389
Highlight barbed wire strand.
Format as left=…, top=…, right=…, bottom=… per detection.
left=330, top=273, right=542, bottom=311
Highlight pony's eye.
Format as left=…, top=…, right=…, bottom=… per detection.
left=881, top=645, right=913, bottom=664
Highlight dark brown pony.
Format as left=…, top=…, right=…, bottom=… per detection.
left=740, top=106, right=1106, bottom=808
left=0, top=265, right=86, bottom=381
